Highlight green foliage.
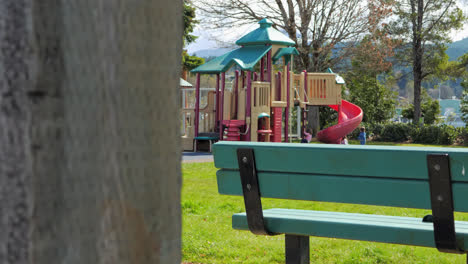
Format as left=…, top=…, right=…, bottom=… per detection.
left=345, top=74, right=397, bottom=123
left=459, top=60, right=468, bottom=123
left=182, top=51, right=205, bottom=71
left=319, top=106, right=338, bottom=129
left=390, top=0, right=467, bottom=124
left=410, top=125, right=458, bottom=145
left=457, top=127, right=468, bottom=146
left=349, top=122, right=412, bottom=142
left=349, top=122, right=462, bottom=145
left=183, top=0, right=198, bottom=46
left=402, top=90, right=440, bottom=125
left=182, top=0, right=204, bottom=71
left=379, top=123, right=413, bottom=142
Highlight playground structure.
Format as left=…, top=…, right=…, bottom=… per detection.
left=181, top=19, right=363, bottom=151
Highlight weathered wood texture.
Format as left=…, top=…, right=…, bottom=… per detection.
left=0, top=1, right=182, bottom=263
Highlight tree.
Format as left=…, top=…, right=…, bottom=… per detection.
left=390, top=0, right=466, bottom=124
left=184, top=0, right=198, bottom=46
left=183, top=0, right=204, bottom=73
left=402, top=90, right=441, bottom=125
left=346, top=75, right=397, bottom=123
left=0, top=1, right=182, bottom=263
left=182, top=50, right=205, bottom=71
left=196, top=0, right=392, bottom=72
left=460, top=78, right=468, bottom=124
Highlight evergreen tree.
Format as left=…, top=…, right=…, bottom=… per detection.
left=183, top=0, right=204, bottom=72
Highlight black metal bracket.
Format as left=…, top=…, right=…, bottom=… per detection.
left=426, top=154, right=464, bottom=254
left=237, top=148, right=274, bottom=236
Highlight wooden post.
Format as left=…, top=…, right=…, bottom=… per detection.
left=219, top=72, right=226, bottom=140
left=246, top=71, right=252, bottom=141
left=0, top=1, right=182, bottom=263
left=277, top=72, right=282, bottom=101
left=241, top=70, right=245, bottom=88
left=195, top=73, right=201, bottom=137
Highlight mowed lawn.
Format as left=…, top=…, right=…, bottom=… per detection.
left=182, top=144, right=468, bottom=264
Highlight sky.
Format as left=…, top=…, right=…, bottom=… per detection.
left=186, top=3, right=468, bottom=54
left=187, top=25, right=468, bottom=54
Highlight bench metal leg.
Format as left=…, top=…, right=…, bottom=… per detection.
left=285, top=235, right=309, bottom=264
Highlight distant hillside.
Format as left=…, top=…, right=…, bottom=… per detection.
left=190, top=47, right=234, bottom=58
left=191, top=38, right=468, bottom=61
left=446, top=38, right=468, bottom=61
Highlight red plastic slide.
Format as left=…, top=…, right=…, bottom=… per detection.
left=316, top=99, right=363, bottom=144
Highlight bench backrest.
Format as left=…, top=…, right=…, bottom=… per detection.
left=213, top=142, right=468, bottom=212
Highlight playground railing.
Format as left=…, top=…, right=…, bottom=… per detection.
left=306, top=73, right=341, bottom=105
left=251, top=82, right=270, bottom=108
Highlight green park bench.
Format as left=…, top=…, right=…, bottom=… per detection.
left=212, top=141, right=468, bottom=264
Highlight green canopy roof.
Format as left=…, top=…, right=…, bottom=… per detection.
left=326, top=68, right=345, bottom=84
left=191, top=45, right=272, bottom=73
left=272, top=47, right=299, bottom=64
left=236, top=19, right=295, bottom=46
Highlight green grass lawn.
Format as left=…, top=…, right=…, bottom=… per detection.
left=182, top=144, right=468, bottom=264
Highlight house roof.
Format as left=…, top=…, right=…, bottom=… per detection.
left=235, top=19, right=295, bottom=46
left=191, top=45, right=272, bottom=73
left=439, top=99, right=461, bottom=115
left=180, top=78, right=193, bottom=87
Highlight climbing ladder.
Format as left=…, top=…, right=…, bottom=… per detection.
left=272, top=107, right=282, bottom=142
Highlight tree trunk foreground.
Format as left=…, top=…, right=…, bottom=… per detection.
left=0, top=1, right=182, bottom=263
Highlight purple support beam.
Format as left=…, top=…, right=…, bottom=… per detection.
left=234, top=70, right=239, bottom=118
left=215, top=74, right=220, bottom=128
left=267, top=49, right=272, bottom=82
left=246, top=71, right=252, bottom=141
left=260, top=57, right=265, bottom=81
left=194, top=73, right=201, bottom=137
left=253, top=72, right=258, bottom=81
left=219, top=72, right=226, bottom=140
left=302, top=70, right=307, bottom=137
left=285, top=64, right=290, bottom=142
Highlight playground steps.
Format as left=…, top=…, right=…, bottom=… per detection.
left=272, top=107, right=282, bottom=142
left=222, top=120, right=246, bottom=141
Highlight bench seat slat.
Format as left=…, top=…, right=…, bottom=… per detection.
left=217, top=170, right=468, bottom=212
left=232, top=209, right=468, bottom=250
left=213, top=142, right=468, bottom=182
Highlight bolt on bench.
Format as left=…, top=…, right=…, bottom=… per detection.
left=213, top=141, right=468, bottom=264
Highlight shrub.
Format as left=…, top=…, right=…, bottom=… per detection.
left=378, top=123, right=413, bottom=142
left=349, top=122, right=412, bottom=142
left=459, top=127, right=468, bottom=146
left=410, top=125, right=458, bottom=145
left=348, top=122, right=461, bottom=145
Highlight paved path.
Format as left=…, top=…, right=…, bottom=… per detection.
left=182, top=152, right=214, bottom=163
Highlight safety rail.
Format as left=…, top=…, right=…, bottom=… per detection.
left=306, top=73, right=341, bottom=105
left=251, top=82, right=270, bottom=108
